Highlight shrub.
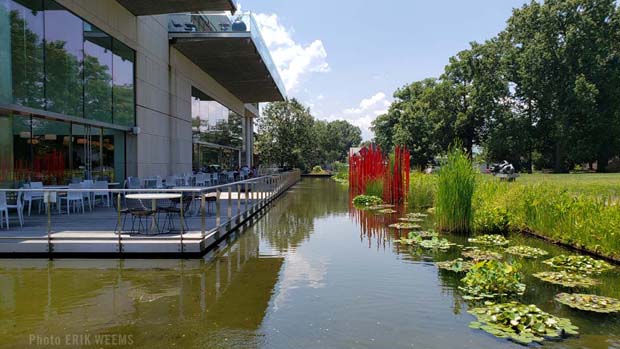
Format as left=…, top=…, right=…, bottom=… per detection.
left=436, top=146, right=477, bottom=234
left=311, top=165, right=327, bottom=174
left=352, top=194, right=383, bottom=207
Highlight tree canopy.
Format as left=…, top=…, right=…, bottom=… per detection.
left=373, top=0, right=620, bottom=172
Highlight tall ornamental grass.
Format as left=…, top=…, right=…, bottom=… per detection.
left=365, top=179, right=384, bottom=198
left=436, top=147, right=477, bottom=234
left=408, top=171, right=437, bottom=210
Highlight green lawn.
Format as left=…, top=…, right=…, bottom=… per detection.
left=487, top=172, right=620, bottom=197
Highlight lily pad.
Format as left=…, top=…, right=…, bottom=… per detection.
left=543, top=255, right=614, bottom=274
left=505, top=245, right=548, bottom=258
left=459, top=260, right=525, bottom=300
left=533, top=271, right=599, bottom=288
left=375, top=208, right=397, bottom=214
left=398, top=217, right=424, bottom=223
left=389, top=222, right=421, bottom=230
left=468, top=234, right=510, bottom=246
left=352, top=195, right=383, bottom=208
left=468, top=302, right=578, bottom=344
left=436, top=258, right=473, bottom=272
left=406, top=212, right=428, bottom=218
left=555, top=293, right=620, bottom=313
left=462, top=247, right=503, bottom=261
left=412, top=230, right=439, bottom=238
left=418, top=237, right=456, bottom=250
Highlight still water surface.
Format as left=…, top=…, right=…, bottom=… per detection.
left=1, top=178, right=619, bottom=348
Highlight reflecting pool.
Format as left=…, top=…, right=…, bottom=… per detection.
left=0, top=178, right=619, bottom=348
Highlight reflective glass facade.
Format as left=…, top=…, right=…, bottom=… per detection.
left=0, top=0, right=133, bottom=187
left=191, top=87, right=243, bottom=171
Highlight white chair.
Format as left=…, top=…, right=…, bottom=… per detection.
left=0, top=192, right=9, bottom=229
left=143, top=177, right=158, bottom=189
left=93, top=181, right=111, bottom=207
left=6, top=191, right=24, bottom=227
left=211, top=173, right=219, bottom=185
left=227, top=172, right=234, bottom=183
left=25, top=182, right=44, bottom=216
left=126, top=177, right=141, bottom=189
left=195, top=173, right=208, bottom=186
left=156, top=176, right=164, bottom=189
left=60, top=183, right=85, bottom=215
left=81, top=180, right=94, bottom=211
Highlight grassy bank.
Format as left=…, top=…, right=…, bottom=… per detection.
left=409, top=172, right=620, bottom=260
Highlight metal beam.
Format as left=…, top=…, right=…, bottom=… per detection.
left=116, top=0, right=236, bottom=16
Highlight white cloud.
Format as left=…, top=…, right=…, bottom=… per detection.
left=315, top=91, right=392, bottom=141
left=254, top=13, right=329, bottom=92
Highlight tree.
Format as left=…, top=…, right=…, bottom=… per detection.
left=256, top=99, right=316, bottom=171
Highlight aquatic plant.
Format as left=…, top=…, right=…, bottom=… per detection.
left=365, top=179, right=384, bottom=198
left=543, top=255, right=614, bottom=274
left=393, top=233, right=422, bottom=245
left=408, top=171, right=437, bottom=210
left=388, top=222, right=421, bottom=230
left=462, top=247, right=503, bottom=261
left=436, top=146, right=476, bottom=234
left=555, top=293, right=620, bottom=313
left=352, top=195, right=383, bottom=208
left=468, top=234, right=510, bottom=246
left=418, top=237, right=456, bottom=250
left=398, top=217, right=424, bottom=223
left=504, top=245, right=548, bottom=258
left=459, top=260, right=525, bottom=300
left=436, top=258, right=473, bottom=272
left=468, top=302, right=579, bottom=344
left=406, top=212, right=429, bottom=218
left=413, top=230, right=439, bottom=238
left=376, top=208, right=397, bottom=214
left=532, top=271, right=599, bottom=288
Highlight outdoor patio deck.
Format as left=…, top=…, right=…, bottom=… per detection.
left=0, top=172, right=301, bottom=257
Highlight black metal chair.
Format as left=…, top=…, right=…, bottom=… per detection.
left=114, top=194, right=156, bottom=234
left=160, top=194, right=193, bottom=232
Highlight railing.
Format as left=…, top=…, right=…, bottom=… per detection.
left=0, top=170, right=301, bottom=256
left=167, top=11, right=286, bottom=96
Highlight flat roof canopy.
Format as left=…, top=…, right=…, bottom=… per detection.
left=116, top=0, right=236, bottom=16
left=171, top=33, right=286, bottom=103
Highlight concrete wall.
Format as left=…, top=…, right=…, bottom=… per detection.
left=56, top=0, right=247, bottom=178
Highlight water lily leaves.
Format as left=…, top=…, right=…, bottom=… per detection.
left=398, top=217, right=424, bottom=223
left=468, top=234, right=510, bottom=246
left=393, top=234, right=422, bottom=245
left=406, top=212, right=428, bottom=218
left=388, top=222, right=421, bottom=230
left=468, top=302, right=578, bottom=344
left=437, top=258, right=474, bottom=272
left=459, top=261, right=525, bottom=300
left=418, top=237, right=456, bottom=250
left=376, top=208, right=398, bottom=214
left=352, top=195, right=383, bottom=208
left=555, top=293, right=620, bottom=313
left=412, top=230, right=439, bottom=239
left=462, top=247, right=503, bottom=261
left=543, top=255, right=614, bottom=274
left=505, top=245, right=548, bottom=258
left=532, top=271, right=599, bottom=288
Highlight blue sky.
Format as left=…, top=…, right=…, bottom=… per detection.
left=241, top=0, right=528, bottom=140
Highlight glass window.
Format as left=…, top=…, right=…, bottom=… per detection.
left=31, top=118, right=70, bottom=184
left=102, top=128, right=124, bottom=182
left=2, top=0, right=45, bottom=108
left=112, top=39, right=135, bottom=127
left=44, top=0, right=83, bottom=118
left=84, top=22, right=112, bottom=123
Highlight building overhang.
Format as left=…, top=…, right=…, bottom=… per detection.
left=116, top=0, right=236, bottom=16
left=169, top=13, right=286, bottom=103
left=244, top=103, right=259, bottom=118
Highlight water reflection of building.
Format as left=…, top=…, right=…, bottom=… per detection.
left=0, top=232, right=284, bottom=347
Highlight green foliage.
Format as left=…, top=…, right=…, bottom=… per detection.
left=504, top=246, right=548, bottom=259
left=352, top=195, right=383, bottom=208
left=543, top=255, right=614, bottom=274
left=474, top=206, right=510, bottom=234
left=364, top=179, right=384, bottom=198
left=462, top=247, right=503, bottom=261
left=310, top=165, right=327, bottom=174
left=532, top=271, right=599, bottom=288
left=388, top=222, right=421, bottom=230
left=468, top=234, right=510, bottom=246
left=436, top=258, right=473, bottom=272
left=468, top=302, right=579, bottom=344
left=332, top=161, right=349, bottom=184
left=418, top=237, right=456, bottom=250
left=459, top=261, right=525, bottom=300
left=555, top=293, right=620, bottom=313
left=407, top=172, right=437, bottom=210
left=436, top=147, right=476, bottom=234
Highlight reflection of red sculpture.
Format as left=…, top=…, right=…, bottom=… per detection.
left=349, top=144, right=410, bottom=205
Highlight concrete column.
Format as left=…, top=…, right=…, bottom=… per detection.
left=244, top=116, right=253, bottom=167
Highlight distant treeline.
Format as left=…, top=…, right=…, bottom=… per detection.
left=372, top=0, right=620, bottom=172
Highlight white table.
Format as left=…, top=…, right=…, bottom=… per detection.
left=125, top=193, right=181, bottom=233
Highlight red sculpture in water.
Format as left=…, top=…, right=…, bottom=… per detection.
left=349, top=144, right=410, bottom=205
